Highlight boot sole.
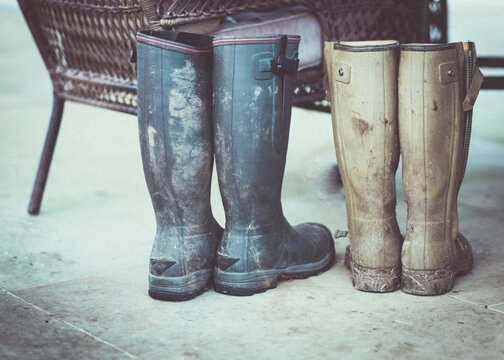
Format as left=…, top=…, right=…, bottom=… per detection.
left=148, top=269, right=212, bottom=301
left=401, top=248, right=473, bottom=296
left=213, top=250, right=335, bottom=296
left=344, top=246, right=401, bottom=293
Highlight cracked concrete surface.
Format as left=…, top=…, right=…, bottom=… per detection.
left=1, top=1, right=503, bottom=359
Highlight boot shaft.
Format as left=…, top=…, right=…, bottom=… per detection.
left=136, top=31, right=215, bottom=228
left=325, top=41, right=400, bottom=215
left=399, top=43, right=467, bottom=221
left=213, top=35, right=300, bottom=227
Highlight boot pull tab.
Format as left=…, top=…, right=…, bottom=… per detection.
left=463, top=67, right=484, bottom=111
left=334, top=230, right=348, bottom=239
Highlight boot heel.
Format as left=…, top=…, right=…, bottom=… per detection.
left=401, top=267, right=455, bottom=296
left=344, top=246, right=401, bottom=293
left=148, top=269, right=212, bottom=301
left=402, top=253, right=473, bottom=296
left=402, top=235, right=473, bottom=296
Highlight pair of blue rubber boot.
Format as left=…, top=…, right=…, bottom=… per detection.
left=136, top=31, right=335, bottom=301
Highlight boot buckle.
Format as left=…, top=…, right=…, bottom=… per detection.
left=271, top=55, right=299, bottom=74
left=252, top=52, right=299, bottom=80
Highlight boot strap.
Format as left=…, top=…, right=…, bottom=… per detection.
left=463, top=67, right=484, bottom=111
left=253, top=54, right=299, bottom=78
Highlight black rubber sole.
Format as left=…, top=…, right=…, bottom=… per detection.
left=213, top=250, right=335, bottom=296
left=148, top=269, right=212, bottom=302
left=148, top=286, right=208, bottom=302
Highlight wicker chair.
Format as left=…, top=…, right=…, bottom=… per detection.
left=18, top=0, right=437, bottom=215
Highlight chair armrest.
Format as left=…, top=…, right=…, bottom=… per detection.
left=18, top=0, right=151, bottom=114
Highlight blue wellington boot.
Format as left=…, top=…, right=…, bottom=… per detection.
left=136, top=30, right=223, bottom=301
left=212, top=35, right=335, bottom=296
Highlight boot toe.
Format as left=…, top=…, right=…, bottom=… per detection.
left=213, top=221, right=335, bottom=296
left=292, top=222, right=335, bottom=263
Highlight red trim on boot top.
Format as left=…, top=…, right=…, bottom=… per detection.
left=137, top=35, right=212, bottom=53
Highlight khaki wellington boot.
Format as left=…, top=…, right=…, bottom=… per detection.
left=324, top=41, right=403, bottom=292
left=399, top=42, right=484, bottom=295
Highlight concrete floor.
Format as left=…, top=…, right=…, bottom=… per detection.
left=1, top=2, right=504, bottom=360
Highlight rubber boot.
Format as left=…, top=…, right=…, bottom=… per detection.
left=136, top=30, right=223, bottom=301
left=399, top=42, right=483, bottom=295
left=324, top=41, right=403, bottom=292
left=212, top=35, right=335, bottom=296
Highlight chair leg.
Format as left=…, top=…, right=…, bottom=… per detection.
left=28, top=93, right=65, bottom=215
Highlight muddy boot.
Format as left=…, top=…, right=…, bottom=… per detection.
left=136, top=31, right=223, bottom=301
left=212, top=35, right=335, bottom=296
left=324, top=41, right=403, bottom=292
left=399, top=42, right=483, bottom=295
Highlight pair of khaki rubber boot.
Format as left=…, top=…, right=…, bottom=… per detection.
left=324, top=41, right=484, bottom=295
